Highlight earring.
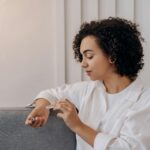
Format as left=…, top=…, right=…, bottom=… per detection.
left=109, top=57, right=116, bottom=64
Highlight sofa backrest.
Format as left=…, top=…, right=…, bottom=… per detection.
left=0, top=108, right=76, bottom=150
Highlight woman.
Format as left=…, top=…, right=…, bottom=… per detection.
left=25, top=17, right=150, bottom=150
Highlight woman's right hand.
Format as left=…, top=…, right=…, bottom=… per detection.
left=25, top=106, right=50, bottom=128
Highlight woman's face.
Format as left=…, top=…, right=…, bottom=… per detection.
left=80, top=36, right=115, bottom=81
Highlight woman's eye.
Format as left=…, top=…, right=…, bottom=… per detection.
left=87, top=56, right=93, bottom=59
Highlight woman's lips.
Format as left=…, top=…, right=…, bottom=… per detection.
left=86, top=71, right=92, bottom=76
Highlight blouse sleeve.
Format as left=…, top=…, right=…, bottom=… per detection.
left=94, top=103, right=150, bottom=150
left=31, top=81, right=89, bottom=110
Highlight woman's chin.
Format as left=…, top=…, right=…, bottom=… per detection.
left=89, top=76, right=97, bottom=81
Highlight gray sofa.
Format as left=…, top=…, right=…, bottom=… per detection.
left=0, top=107, right=76, bottom=150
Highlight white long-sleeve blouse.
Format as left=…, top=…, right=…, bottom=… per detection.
left=33, top=78, right=150, bottom=150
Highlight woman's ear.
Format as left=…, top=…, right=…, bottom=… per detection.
left=108, top=56, right=116, bottom=64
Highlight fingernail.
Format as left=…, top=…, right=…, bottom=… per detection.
left=25, top=120, right=29, bottom=125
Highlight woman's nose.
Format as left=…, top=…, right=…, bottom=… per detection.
left=80, top=60, right=88, bottom=68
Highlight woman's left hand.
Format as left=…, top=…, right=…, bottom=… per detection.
left=53, top=99, right=82, bottom=132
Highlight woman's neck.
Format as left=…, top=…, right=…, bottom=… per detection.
left=103, top=75, right=132, bottom=94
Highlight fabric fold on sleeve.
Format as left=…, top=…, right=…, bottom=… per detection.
left=26, top=81, right=90, bottom=110
left=94, top=132, right=116, bottom=150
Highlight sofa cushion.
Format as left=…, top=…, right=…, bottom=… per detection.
left=0, top=108, right=76, bottom=150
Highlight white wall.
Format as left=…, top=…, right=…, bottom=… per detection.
left=0, top=0, right=150, bottom=107
left=0, top=0, right=57, bottom=107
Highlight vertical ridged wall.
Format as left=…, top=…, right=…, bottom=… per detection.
left=55, top=0, right=150, bottom=85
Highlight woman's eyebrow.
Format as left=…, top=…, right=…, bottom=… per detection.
left=82, top=49, right=93, bottom=54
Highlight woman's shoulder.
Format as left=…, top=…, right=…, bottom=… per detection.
left=140, top=85, right=150, bottom=100
left=134, top=85, right=150, bottom=110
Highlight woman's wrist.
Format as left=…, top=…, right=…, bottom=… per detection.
left=73, top=120, right=84, bottom=133
left=34, top=98, right=51, bottom=107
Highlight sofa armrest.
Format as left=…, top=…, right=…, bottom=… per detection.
left=0, top=107, right=76, bottom=150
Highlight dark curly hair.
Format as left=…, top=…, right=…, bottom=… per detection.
left=73, top=17, right=144, bottom=80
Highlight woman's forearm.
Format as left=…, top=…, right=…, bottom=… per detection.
left=74, top=121, right=98, bottom=147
